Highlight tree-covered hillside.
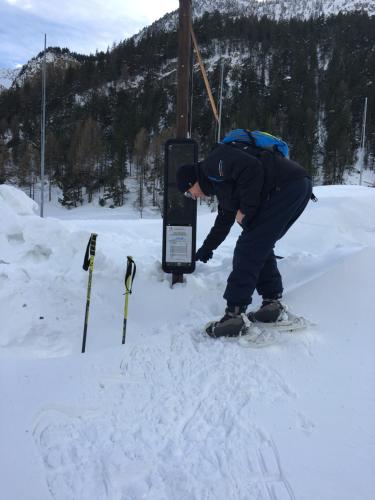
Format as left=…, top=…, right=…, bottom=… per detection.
left=0, top=12, right=374, bottom=207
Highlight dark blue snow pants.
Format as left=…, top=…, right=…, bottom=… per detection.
left=224, top=177, right=312, bottom=306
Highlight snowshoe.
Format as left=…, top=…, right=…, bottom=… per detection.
left=204, top=304, right=311, bottom=348
left=249, top=299, right=284, bottom=323
left=238, top=314, right=281, bottom=348
left=205, top=305, right=247, bottom=338
left=248, top=302, right=309, bottom=333
left=205, top=307, right=276, bottom=348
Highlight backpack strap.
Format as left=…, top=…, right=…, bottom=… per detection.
left=243, top=128, right=255, bottom=145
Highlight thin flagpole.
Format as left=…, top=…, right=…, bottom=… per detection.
left=359, top=97, right=368, bottom=186
left=40, top=34, right=47, bottom=217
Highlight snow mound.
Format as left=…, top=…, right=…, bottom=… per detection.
left=0, top=184, right=38, bottom=216
left=0, top=186, right=95, bottom=357
left=0, top=185, right=38, bottom=247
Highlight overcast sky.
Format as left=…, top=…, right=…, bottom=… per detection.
left=0, top=0, right=179, bottom=68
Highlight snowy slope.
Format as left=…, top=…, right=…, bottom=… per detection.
left=8, top=50, right=81, bottom=88
left=139, top=0, right=375, bottom=40
left=193, top=0, right=375, bottom=20
left=0, top=67, right=19, bottom=91
left=1, top=184, right=375, bottom=499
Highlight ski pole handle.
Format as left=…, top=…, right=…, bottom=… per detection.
left=82, top=233, right=98, bottom=353
left=83, top=233, right=97, bottom=271
left=125, top=256, right=136, bottom=293
left=122, top=256, right=136, bottom=345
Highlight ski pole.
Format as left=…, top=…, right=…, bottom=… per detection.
left=122, top=256, right=136, bottom=345
left=81, top=233, right=97, bottom=353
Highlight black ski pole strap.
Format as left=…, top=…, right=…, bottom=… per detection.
left=125, top=256, right=136, bottom=293
left=83, top=233, right=97, bottom=271
left=243, top=128, right=260, bottom=151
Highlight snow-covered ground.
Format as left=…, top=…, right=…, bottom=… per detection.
left=1, top=183, right=375, bottom=500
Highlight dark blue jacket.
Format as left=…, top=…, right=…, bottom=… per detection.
left=199, top=143, right=309, bottom=251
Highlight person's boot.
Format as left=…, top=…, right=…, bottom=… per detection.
left=205, top=305, right=247, bottom=338
left=248, top=299, right=285, bottom=323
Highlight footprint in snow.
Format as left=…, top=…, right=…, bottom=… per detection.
left=24, top=244, right=52, bottom=261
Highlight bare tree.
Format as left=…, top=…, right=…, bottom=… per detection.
left=0, top=138, right=9, bottom=183
left=134, top=128, right=149, bottom=217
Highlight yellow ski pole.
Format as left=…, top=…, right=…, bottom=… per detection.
left=81, top=233, right=97, bottom=353
left=122, top=256, right=136, bottom=345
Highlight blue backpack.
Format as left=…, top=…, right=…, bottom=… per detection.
left=221, top=128, right=318, bottom=202
left=221, top=129, right=289, bottom=158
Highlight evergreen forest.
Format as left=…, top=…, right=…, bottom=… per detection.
left=0, top=11, right=374, bottom=208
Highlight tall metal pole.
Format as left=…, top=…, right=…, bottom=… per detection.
left=359, top=97, right=368, bottom=186
left=176, top=0, right=192, bottom=139
left=217, top=59, right=225, bottom=143
left=40, top=34, right=47, bottom=217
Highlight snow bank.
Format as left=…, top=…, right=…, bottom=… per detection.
left=0, top=184, right=37, bottom=237
left=0, top=185, right=96, bottom=357
left=0, top=183, right=38, bottom=215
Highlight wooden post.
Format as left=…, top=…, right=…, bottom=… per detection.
left=176, top=0, right=192, bottom=139
left=173, top=0, right=192, bottom=285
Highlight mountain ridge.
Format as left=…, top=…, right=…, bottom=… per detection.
left=192, top=0, right=375, bottom=20
left=3, top=0, right=374, bottom=89
left=136, top=0, right=375, bottom=41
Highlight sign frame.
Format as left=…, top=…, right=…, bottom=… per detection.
left=162, top=138, right=198, bottom=275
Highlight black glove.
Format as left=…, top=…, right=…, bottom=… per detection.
left=195, top=246, right=213, bottom=263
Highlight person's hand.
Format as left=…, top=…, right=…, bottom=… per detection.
left=236, top=210, right=245, bottom=224
left=195, top=246, right=213, bottom=263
